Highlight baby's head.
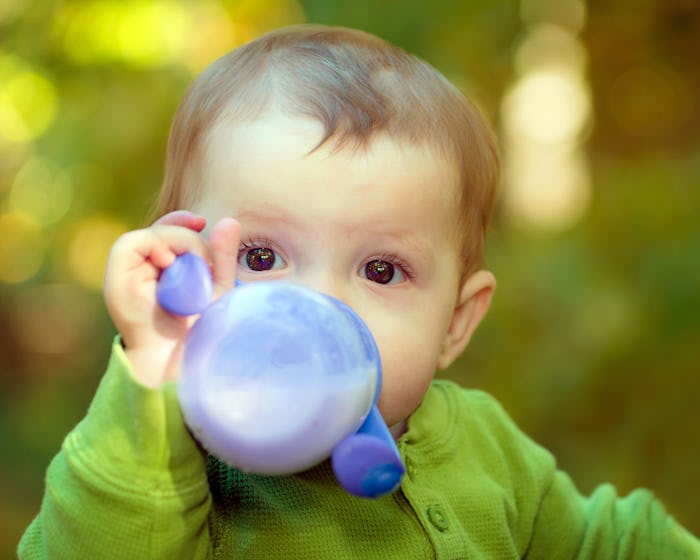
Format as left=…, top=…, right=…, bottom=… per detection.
left=155, top=25, right=498, bottom=426
left=155, top=24, right=498, bottom=278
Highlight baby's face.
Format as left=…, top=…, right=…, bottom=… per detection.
left=195, top=112, right=465, bottom=427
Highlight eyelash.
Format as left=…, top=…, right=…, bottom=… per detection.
left=238, top=237, right=415, bottom=281
left=238, top=236, right=283, bottom=255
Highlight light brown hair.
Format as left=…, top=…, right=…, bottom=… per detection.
left=155, top=24, right=499, bottom=275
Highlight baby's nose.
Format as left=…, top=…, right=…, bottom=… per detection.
left=296, top=269, right=349, bottom=307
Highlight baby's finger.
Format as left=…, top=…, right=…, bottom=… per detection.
left=153, top=210, right=207, bottom=232
left=149, top=224, right=212, bottom=267
left=208, top=217, right=240, bottom=298
left=114, top=224, right=211, bottom=272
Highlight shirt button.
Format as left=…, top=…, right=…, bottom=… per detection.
left=405, top=458, right=417, bottom=481
left=427, top=505, right=449, bottom=531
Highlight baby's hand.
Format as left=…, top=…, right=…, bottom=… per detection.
left=104, top=211, right=239, bottom=387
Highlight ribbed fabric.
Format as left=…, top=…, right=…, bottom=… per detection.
left=19, top=337, right=700, bottom=558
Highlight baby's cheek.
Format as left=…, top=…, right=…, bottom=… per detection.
left=376, top=338, right=439, bottom=426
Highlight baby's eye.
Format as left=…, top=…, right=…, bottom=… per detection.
left=362, top=259, right=406, bottom=285
left=239, top=246, right=285, bottom=272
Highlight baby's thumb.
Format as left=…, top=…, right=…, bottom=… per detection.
left=209, top=217, right=240, bottom=298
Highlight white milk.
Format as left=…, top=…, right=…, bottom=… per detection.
left=182, top=370, right=376, bottom=474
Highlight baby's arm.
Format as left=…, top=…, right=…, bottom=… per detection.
left=19, top=213, right=240, bottom=559
left=528, top=469, right=700, bottom=558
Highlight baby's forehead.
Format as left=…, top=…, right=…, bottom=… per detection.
left=208, top=109, right=458, bottom=166
left=200, top=114, right=460, bottom=212
left=204, top=112, right=460, bottom=194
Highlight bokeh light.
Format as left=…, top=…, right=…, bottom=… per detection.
left=501, top=5, right=592, bottom=232
left=514, top=24, right=587, bottom=80
left=520, top=0, right=587, bottom=33
left=53, top=0, right=304, bottom=72
left=181, top=1, right=243, bottom=72
left=0, top=52, right=57, bottom=143
left=55, top=1, right=189, bottom=68
left=0, top=211, right=45, bottom=283
left=9, top=158, right=73, bottom=226
left=504, top=70, right=590, bottom=144
left=68, top=216, right=129, bottom=291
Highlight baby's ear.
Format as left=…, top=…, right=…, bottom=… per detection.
left=437, top=270, right=495, bottom=370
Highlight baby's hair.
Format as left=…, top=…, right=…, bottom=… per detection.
left=155, top=24, right=499, bottom=275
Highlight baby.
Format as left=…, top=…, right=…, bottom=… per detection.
left=19, top=25, right=700, bottom=559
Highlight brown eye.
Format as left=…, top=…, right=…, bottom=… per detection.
left=364, top=260, right=395, bottom=284
left=245, top=247, right=276, bottom=271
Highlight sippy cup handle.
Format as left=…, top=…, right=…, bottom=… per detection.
left=157, top=252, right=213, bottom=316
left=156, top=253, right=404, bottom=498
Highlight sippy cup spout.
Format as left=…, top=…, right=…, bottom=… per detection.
left=332, top=406, right=405, bottom=498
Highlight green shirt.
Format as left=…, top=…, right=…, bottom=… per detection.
left=19, top=339, right=700, bottom=558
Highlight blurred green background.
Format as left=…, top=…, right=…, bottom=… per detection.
left=1, top=0, right=698, bottom=554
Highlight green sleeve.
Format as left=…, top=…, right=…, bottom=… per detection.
left=18, top=338, right=213, bottom=559
left=527, top=468, right=700, bottom=559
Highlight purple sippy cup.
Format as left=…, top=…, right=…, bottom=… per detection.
left=156, top=252, right=404, bottom=498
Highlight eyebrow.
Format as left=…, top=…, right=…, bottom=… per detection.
left=234, top=208, right=434, bottom=261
